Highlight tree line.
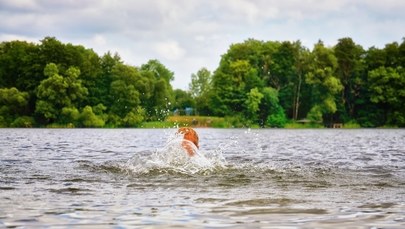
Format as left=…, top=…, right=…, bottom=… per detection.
left=0, top=37, right=404, bottom=127
left=190, top=38, right=405, bottom=127
left=0, top=37, right=174, bottom=127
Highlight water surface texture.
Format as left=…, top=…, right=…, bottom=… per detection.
left=1, top=128, right=404, bottom=228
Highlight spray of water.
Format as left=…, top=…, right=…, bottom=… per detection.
left=124, top=131, right=228, bottom=175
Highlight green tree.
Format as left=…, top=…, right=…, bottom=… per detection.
left=399, top=38, right=405, bottom=67
left=141, top=59, right=174, bottom=82
left=334, top=37, right=365, bottom=120
left=189, top=67, right=211, bottom=98
left=173, top=89, right=195, bottom=115
left=188, top=68, right=212, bottom=115
left=210, top=59, right=261, bottom=117
left=306, top=41, right=343, bottom=123
left=258, top=87, right=287, bottom=127
left=80, top=105, right=105, bottom=127
left=274, top=41, right=311, bottom=120
left=140, top=60, right=174, bottom=120
left=35, top=63, right=88, bottom=124
left=60, top=107, right=80, bottom=126
left=0, top=87, right=30, bottom=126
left=152, top=78, right=172, bottom=121
left=0, top=40, right=43, bottom=116
left=365, top=47, right=386, bottom=71
left=306, top=68, right=343, bottom=122
left=368, top=67, right=405, bottom=126
left=109, top=64, right=142, bottom=125
left=244, top=87, right=263, bottom=124
left=384, top=42, right=400, bottom=68
left=268, top=42, right=292, bottom=89
left=2, top=35, right=405, bottom=128
left=123, top=107, right=145, bottom=127
left=0, top=41, right=41, bottom=92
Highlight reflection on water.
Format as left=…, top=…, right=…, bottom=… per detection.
left=0, top=128, right=405, bottom=228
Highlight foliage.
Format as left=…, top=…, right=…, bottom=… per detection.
left=207, top=38, right=404, bottom=127
left=80, top=106, right=105, bottom=127
left=173, top=89, right=195, bottom=114
left=35, top=63, right=88, bottom=123
left=140, top=59, right=175, bottom=121
left=368, top=67, right=405, bottom=126
left=343, top=120, right=361, bottom=128
left=11, top=116, right=35, bottom=128
left=0, top=38, right=179, bottom=127
left=0, top=36, right=404, bottom=128
left=0, top=87, right=29, bottom=124
left=244, top=87, right=264, bottom=123
left=189, top=68, right=212, bottom=115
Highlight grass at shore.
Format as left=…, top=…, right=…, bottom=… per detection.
left=36, top=116, right=376, bottom=129
left=141, top=116, right=230, bottom=128
left=140, top=121, right=176, bottom=128
left=284, top=122, right=324, bottom=128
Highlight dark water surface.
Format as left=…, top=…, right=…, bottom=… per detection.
left=1, top=128, right=404, bottom=228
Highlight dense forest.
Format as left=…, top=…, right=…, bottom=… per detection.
left=0, top=37, right=404, bottom=127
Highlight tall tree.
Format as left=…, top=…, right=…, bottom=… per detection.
left=0, top=87, right=30, bottom=126
left=108, top=64, right=143, bottom=126
left=268, top=41, right=309, bottom=120
left=244, top=87, right=264, bottom=124
left=334, top=37, right=365, bottom=120
left=35, top=63, right=88, bottom=124
left=189, top=67, right=211, bottom=98
left=260, top=87, right=287, bottom=127
left=305, top=41, right=343, bottom=123
left=189, top=68, right=213, bottom=115
left=210, top=59, right=260, bottom=116
left=368, top=67, right=405, bottom=126
left=384, top=42, right=400, bottom=68
left=141, top=60, right=175, bottom=120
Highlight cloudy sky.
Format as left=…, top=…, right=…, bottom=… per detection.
left=1, top=0, right=404, bottom=89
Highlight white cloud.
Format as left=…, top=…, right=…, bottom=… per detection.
left=0, top=33, right=39, bottom=43
left=0, top=0, right=39, bottom=11
left=92, top=34, right=107, bottom=46
left=0, top=0, right=404, bottom=89
left=154, top=41, right=186, bottom=61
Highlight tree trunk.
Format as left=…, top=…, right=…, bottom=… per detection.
left=293, top=73, right=302, bottom=120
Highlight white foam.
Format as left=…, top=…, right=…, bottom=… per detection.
left=124, top=134, right=227, bottom=175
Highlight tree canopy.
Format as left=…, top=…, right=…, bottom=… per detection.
left=0, top=36, right=404, bottom=127
left=0, top=37, right=174, bottom=127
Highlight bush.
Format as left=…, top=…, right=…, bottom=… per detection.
left=10, top=116, right=35, bottom=127
left=307, top=105, right=323, bottom=122
left=0, top=116, right=7, bottom=127
left=123, top=109, right=144, bottom=127
left=80, top=106, right=105, bottom=128
left=343, top=120, right=361, bottom=128
left=284, top=121, right=324, bottom=128
left=266, top=106, right=287, bottom=128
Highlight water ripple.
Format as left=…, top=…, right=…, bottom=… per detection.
left=0, top=128, right=404, bottom=228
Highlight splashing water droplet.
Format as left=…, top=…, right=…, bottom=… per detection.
left=124, top=131, right=227, bottom=175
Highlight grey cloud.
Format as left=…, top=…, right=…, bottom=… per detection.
left=1, top=0, right=404, bottom=89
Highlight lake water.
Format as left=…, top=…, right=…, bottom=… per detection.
left=1, top=128, right=404, bottom=228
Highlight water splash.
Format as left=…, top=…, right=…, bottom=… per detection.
left=124, top=133, right=227, bottom=175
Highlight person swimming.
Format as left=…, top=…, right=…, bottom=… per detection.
left=177, top=127, right=199, bottom=157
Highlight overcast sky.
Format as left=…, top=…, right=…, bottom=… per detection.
left=1, top=0, right=404, bottom=89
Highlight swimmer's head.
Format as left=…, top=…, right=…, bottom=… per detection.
left=178, top=127, right=199, bottom=149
